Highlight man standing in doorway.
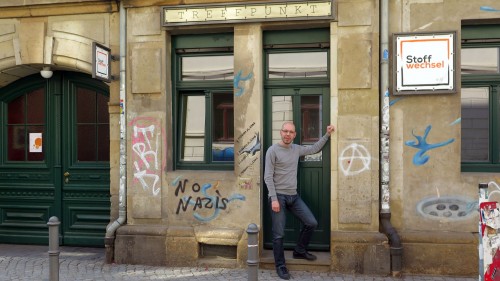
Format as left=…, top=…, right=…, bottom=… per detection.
left=264, top=121, right=335, bottom=280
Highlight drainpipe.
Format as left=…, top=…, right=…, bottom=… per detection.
left=379, top=0, right=402, bottom=277
left=105, top=0, right=127, bottom=264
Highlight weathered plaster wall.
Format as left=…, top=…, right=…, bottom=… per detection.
left=331, top=0, right=389, bottom=274
left=389, top=0, right=498, bottom=233
left=0, top=2, right=117, bottom=87
left=388, top=0, right=500, bottom=275
left=335, top=0, right=379, bottom=230
left=0, top=0, right=100, bottom=7
left=126, top=6, right=165, bottom=225
left=121, top=5, right=263, bottom=267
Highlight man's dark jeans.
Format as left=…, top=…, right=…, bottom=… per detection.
left=269, top=194, right=318, bottom=268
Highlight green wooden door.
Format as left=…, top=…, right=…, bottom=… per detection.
left=0, top=72, right=110, bottom=246
left=263, top=87, right=330, bottom=250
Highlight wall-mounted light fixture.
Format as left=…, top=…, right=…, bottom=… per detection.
left=40, top=66, right=53, bottom=79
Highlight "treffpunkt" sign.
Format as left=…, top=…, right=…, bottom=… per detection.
left=161, top=1, right=335, bottom=26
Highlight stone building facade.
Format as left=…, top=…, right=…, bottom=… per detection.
left=0, top=0, right=498, bottom=277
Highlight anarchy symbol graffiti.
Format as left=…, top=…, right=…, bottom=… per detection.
left=339, top=143, right=371, bottom=176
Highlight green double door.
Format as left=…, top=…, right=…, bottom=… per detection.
left=263, top=87, right=330, bottom=251
left=0, top=72, right=110, bottom=246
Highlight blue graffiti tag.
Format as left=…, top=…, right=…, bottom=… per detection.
left=481, top=6, right=500, bottom=12
left=449, top=118, right=461, bottom=126
left=404, top=125, right=455, bottom=166
left=234, top=70, right=253, bottom=97
left=171, top=175, right=182, bottom=186
left=181, top=183, right=245, bottom=222
left=389, top=97, right=404, bottom=106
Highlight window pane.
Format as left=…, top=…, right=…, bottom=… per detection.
left=461, top=48, right=499, bottom=75
left=8, top=95, right=25, bottom=124
left=7, top=90, right=46, bottom=161
left=212, top=93, right=234, bottom=162
left=27, top=88, right=45, bottom=124
left=8, top=126, right=25, bottom=161
left=301, top=96, right=321, bottom=144
left=98, top=124, right=110, bottom=161
left=301, top=96, right=323, bottom=162
left=271, top=95, right=293, bottom=144
left=213, top=93, right=234, bottom=142
left=461, top=87, right=489, bottom=162
left=78, top=124, right=96, bottom=161
left=77, top=88, right=96, bottom=123
left=27, top=126, right=44, bottom=161
left=97, top=93, right=109, bottom=123
left=182, top=56, right=234, bottom=81
left=181, top=95, right=205, bottom=161
left=268, top=52, right=328, bottom=78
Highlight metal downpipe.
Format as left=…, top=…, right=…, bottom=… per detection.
left=105, top=0, right=127, bottom=264
left=379, top=0, right=402, bottom=276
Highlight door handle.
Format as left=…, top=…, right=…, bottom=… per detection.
left=64, top=172, right=70, bottom=183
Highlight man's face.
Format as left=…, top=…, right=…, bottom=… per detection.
left=280, top=124, right=296, bottom=145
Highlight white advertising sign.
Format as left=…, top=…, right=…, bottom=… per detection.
left=92, top=42, right=111, bottom=82
left=29, top=133, right=42, bottom=153
left=395, top=32, right=455, bottom=95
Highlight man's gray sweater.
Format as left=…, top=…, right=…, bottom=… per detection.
left=264, top=134, right=330, bottom=201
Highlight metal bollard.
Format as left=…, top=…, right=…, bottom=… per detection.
left=247, top=223, right=259, bottom=281
left=47, top=216, right=60, bottom=281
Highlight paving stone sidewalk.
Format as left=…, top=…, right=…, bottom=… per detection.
left=0, top=244, right=477, bottom=281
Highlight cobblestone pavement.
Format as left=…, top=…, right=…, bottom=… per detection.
left=0, top=244, right=477, bottom=281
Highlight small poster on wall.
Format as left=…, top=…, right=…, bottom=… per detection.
left=29, top=133, right=42, bottom=153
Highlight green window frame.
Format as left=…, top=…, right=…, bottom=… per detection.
left=461, top=24, right=500, bottom=172
left=172, top=33, right=234, bottom=170
left=264, top=28, right=330, bottom=87
left=263, top=28, right=330, bottom=145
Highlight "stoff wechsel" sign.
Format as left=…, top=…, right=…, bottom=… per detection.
left=394, top=32, right=456, bottom=95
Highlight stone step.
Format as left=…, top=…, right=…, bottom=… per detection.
left=259, top=249, right=331, bottom=272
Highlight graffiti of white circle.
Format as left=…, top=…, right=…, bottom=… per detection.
left=339, top=143, right=371, bottom=176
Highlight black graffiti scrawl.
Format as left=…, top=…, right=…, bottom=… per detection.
left=172, top=177, right=245, bottom=222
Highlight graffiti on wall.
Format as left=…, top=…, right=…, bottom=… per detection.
left=339, top=143, right=371, bottom=176
left=234, top=70, right=253, bottom=97
left=237, top=122, right=260, bottom=177
left=240, top=132, right=261, bottom=156
left=389, top=97, right=404, bottom=106
left=449, top=117, right=461, bottom=126
left=405, top=125, right=454, bottom=166
left=416, top=195, right=477, bottom=221
left=237, top=122, right=255, bottom=144
left=130, top=117, right=166, bottom=196
left=172, top=177, right=246, bottom=222
left=238, top=177, right=253, bottom=190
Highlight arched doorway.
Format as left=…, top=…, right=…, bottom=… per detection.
left=0, top=71, right=110, bottom=246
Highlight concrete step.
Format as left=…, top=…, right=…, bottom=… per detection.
left=259, top=249, right=331, bottom=272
